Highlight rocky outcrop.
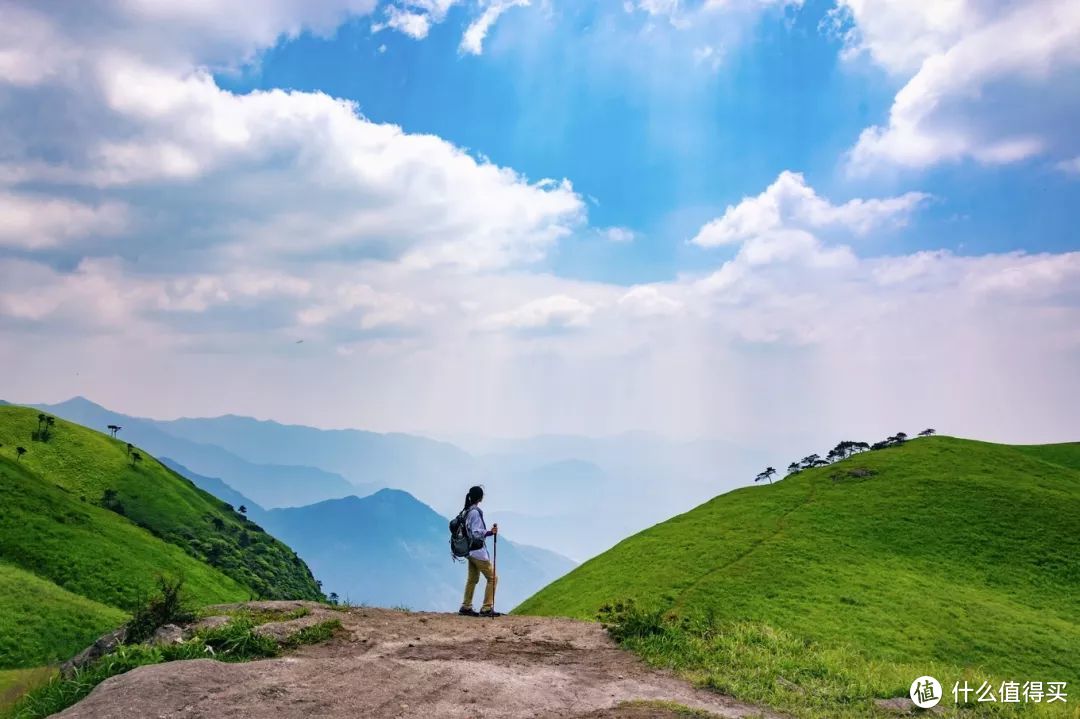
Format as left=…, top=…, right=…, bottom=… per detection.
left=53, top=604, right=779, bottom=719
left=60, top=627, right=127, bottom=678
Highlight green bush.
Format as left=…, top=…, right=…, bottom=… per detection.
left=124, top=577, right=194, bottom=645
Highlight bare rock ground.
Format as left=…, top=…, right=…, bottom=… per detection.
left=54, top=602, right=779, bottom=719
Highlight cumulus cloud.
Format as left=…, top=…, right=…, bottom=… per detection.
left=836, top=0, right=1080, bottom=171
left=690, top=171, right=928, bottom=247
left=0, top=193, right=128, bottom=250
left=0, top=2, right=584, bottom=276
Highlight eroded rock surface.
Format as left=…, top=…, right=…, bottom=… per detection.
left=55, top=603, right=779, bottom=719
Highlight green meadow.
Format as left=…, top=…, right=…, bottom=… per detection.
left=518, top=437, right=1080, bottom=718
left=0, top=405, right=322, bottom=674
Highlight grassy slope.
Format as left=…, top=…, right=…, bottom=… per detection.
left=0, top=405, right=321, bottom=602
left=0, top=455, right=246, bottom=611
left=0, top=564, right=125, bottom=668
left=518, top=437, right=1079, bottom=715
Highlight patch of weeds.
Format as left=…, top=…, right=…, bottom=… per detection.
left=597, top=599, right=668, bottom=642
left=7, top=618, right=278, bottom=719
left=125, top=576, right=195, bottom=644
left=224, top=606, right=311, bottom=624
left=196, top=618, right=278, bottom=659
left=280, top=620, right=343, bottom=649
left=617, top=699, right=721, bottom=717
left=390, top=604, right=412, bottom=613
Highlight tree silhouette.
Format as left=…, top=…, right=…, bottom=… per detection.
left=786, top=462, right=800, bottom=475
left=101, top=488, right=125, bottom=515
left=328, top=592, right=339, bottom=605
left=800, top=454, right=820, bottom=470
left=130, top=451, right=142, bottom=467
left=918, top=428, right=936, bottom=437
left=126, top=443, right=134, bottom=457
left=762, top=466, right=776, bottom=483
left=107, top=424, right=122, bottom=438
left=37, top=413, right=46, bottom=433
left=238, top=505, right=247, bottom=515
left=894, top=432, right=908, bottom=444
left=16, top=446, right=27, bottom=461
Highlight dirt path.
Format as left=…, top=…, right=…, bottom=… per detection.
left=55, top=602, right=779, bottom=719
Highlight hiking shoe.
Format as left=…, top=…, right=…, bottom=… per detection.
left=478, top=609, right=503, bottom=618
left=458, top=607, right=479, bottom=617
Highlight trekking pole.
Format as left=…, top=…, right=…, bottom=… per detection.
left=492, top=532, right=498, bottom=614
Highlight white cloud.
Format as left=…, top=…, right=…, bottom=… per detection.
left=378, top=6, right=433, bottom=39
left=618, top=286, right=682, bottom=317
left=0, top=32, right=585, bottom=271
left=0, top=193, right=128, bottom=250
left=482, top=294, right=596, bottom=331
left=460, top=0, right=529, bottom=55
left=838, top=0, right=1080, bottom=171
left=692, top=44, right=723, bottom=71
left=1056, top=156, right=1080, bottom=175
left=691, top=171, right=928, bottom=247
left=601, top=226, right=637, bottom=243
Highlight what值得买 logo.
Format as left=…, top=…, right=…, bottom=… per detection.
left=910, top=676, right=942, bottom=708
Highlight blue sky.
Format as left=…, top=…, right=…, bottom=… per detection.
left=219, top=0, right=1079, bottom=285
left=0, top=0, right=1078, bottom=447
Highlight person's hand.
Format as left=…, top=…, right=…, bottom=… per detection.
left=491, top=523, right=498, bottom=535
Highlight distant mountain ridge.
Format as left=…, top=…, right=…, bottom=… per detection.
left=158, top=456, right=574, bottom=611
left=37, top=397, right=367, bottom=508
left=257, top=488, right=575, bottom=612
left=31, top=396, right=770, bottom=562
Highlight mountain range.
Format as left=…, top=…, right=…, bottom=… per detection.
left=160, top=458, right=573, bottom=611
left=38, top=397, right=770, bottom=561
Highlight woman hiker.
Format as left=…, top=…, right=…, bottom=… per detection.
left=458, top=485, right=501, bottom=617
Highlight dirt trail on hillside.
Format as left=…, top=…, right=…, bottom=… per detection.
left=55, top=602, right=779, bottom=719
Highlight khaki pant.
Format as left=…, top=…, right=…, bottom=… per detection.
left=461, top=556, right=497, bottom=612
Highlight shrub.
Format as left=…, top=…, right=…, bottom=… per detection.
left=597, top=599, right=669, bottom=642
left=124, top=576, right=195, bottom=644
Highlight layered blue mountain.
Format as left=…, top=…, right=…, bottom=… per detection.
left=163, top=457, right=573, bottom=611
left=260, top=489, right=574, bottom=611
left=38, top=398, right=366, bottom=507
left=35, top=396, right=767, bottom=563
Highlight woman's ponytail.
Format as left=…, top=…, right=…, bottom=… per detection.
left=463, top=485, right=484, bottom=512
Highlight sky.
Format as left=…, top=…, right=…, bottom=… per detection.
left=0, top=0, right=1078, bottom=450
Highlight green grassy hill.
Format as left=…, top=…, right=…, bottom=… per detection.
left=517, top=437, right=1080, bottom=718
left=0, top=404, right=323, bottom=670
left=0, top=563, right=125, bottom=668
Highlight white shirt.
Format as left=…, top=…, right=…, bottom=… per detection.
left=465, top=506, right=490, bottom=562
